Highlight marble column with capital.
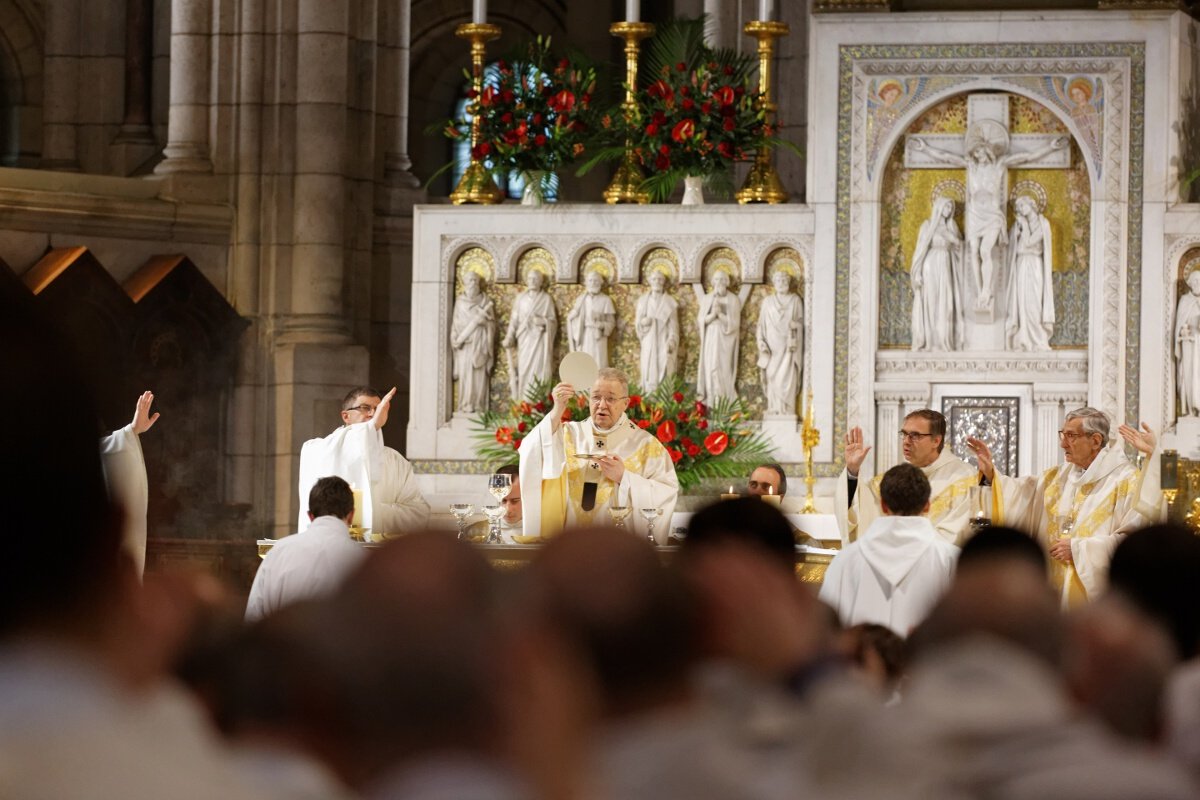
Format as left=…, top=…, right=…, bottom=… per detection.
left=1034, top=394, right=1063, bottom=476
left=155, top=0, right=213, bottom=174
left=875, top=397, right=901, bottom=472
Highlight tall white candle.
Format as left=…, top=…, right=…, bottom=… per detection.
left=626, top=0, right=639, bottom=23
left=758, top=0, right=774, bottom=21
left=473, top=0, right=486, bottom=24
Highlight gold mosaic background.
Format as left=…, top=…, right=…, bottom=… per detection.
left=877, top=93, right=1092, bottom=349
left=452, top=248, right=810, bottom=417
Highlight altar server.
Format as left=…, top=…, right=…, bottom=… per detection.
left=967, top=407, right=1163, bottom=607
left=519, top=368, right=678, bottom=542
left=297, top=386, right=429, bottom=537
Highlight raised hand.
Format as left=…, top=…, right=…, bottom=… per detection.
left=131, top=390, right=160, bottom=435
left=372, top=387, right=397, bottom=430
left=1118, top=422, right=1156, bottom=456
left=844, top=426, right=872, bottom=478
left=966, top=436, right=995, bottom=481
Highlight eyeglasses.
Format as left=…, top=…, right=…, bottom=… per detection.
left=898, top=430, right=934, bottom=442
left=591, top=395, right=627, bottom=407
left=344, top=404, right=378, bottom=415
left=1058, top=430, right=1091, bottom=442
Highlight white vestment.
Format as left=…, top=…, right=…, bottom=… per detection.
left=297, top=422, right=430, bottom=535
left=819, top=515, right=958, bottom=636
left=835, top=449, right=978, bottom=546
left=518, top=413, right=678, bottom=543
left=245, top=516, right=366, bottom=621
left=992, top=444, right=1163, bottom=606
left=100, top=423, right=149, bottom=576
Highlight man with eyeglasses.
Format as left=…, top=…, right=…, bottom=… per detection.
left=836, top=409, right=978, bottom=546
left=967, top=408, right=1163, bottom=607
left=296, top=385, right=429, bottom=536
left=518, top=367, right=678, bottom=542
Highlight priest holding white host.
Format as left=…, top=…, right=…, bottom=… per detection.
left=519, top=367, right=679, bottom=542
left=297, top=386, right=430, bottom=536
left=967, top=407, right=1164, bottom=608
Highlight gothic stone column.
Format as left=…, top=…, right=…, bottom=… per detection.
left=155, top=0, right=213, bottom=174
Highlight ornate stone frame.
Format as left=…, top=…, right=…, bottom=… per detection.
left=835, top=42, right=1145, bottom=465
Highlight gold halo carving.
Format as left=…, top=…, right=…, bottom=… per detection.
left=517, top=247, right=555, bottom=284
left=702, top=247, right=741, bottom=288
left=640, top=248, right=680, bottom=284
left=1010, top=180, right=1048, bottom=214
left=456, top=247, right=495, bottom=284
left=931, top=179, right=966, bottom=206
left=579, top=247, right=616, bottom=284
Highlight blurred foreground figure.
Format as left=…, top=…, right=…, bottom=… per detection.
left=904, top=546, right=1197, bottom=799
left=0, top=299, right=274, bottom=798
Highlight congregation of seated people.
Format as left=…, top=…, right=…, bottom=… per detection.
left=6, top=302, right=1200, bottom=800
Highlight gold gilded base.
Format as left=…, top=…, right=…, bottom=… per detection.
left=451, top=161, right=503, bottom=205
left=736, top=159, right=789, bottom=204
left=604, top=153, right=650, bottom=204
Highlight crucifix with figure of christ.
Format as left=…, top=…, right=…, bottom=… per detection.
left=904, top=94, right=1070, bottom=317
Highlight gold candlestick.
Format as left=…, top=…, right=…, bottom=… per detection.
left=451, top=22, right=504, bottom=205
left=604, top=21, right=655, bottom=204
left=736, top=20, right=789, bottom=205
left=800, top=388, right=820, bottom=513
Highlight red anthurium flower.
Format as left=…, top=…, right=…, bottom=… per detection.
left=671, top=119, right=695, bottom=142
left=656, top=420, right=677, bottom=444
left=672, top=391, right=685, bottom=403
left=704, top=431, right=729, bottom=456
left=480, top=86, right=497, bottom=107
left=668, top=448, right=683, bottom=463
left=550, top=90, right=576, bottom=112
left=713, top=86, right=735, bottom=106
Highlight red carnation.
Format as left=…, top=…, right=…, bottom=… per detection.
left=535, top=401, right=547, bottom=412
left=628, top=395, right=642, bottom=407
left=659, top=144, right=670, bottom=155
left=704, top=431, right=729, bottom=456
left=645, top=123, right=659, bottom=136
left=636, top=419, right=651, bottom=429
left=686, top=443, right=701, bottom=457
left=534, top=133, right=547, bottom=147
left=723, top=117, right=736, bottom=132
left=694, top=401, right=707, bottom=415
left=698, top=419, right=708, bottom=430
left=672, top=391, right=685, bottom=403
left=680, top=437, right=694, bottom=448
left=701, top=102, right=712, bottom=114
left=676, top=61, right=687, bottom=72
left=682, top=98, right=695, bottom=110
left=471, top=142, right=491, bottom=160
left=677, top=411, right=689, bottom=422
left=656, top=420, right=677, bottom=444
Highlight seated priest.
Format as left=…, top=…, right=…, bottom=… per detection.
left=519, top=367, right=679, bottom=542
left=836, top=409, right=978, bottom=546
left=297, top=385, right=429, bottom=537
left=967, top=408, right=1163, bottom=608
left=820, top=464, right=959, bottom=636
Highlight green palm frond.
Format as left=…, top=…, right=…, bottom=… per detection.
left=641, top=16, right=709, bottom=85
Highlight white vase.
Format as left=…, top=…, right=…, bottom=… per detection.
left=521, top=171, right=547, bottom=206
left=681, top=175, right=705, bottom=206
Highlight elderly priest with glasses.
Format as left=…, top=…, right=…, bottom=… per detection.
left=836, top=409, right=979, bottom=546
left=519, top=367, right=679, bottom=542
left=967, top=408, right=1164, bottom=608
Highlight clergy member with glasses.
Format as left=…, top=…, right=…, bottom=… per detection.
left=297, top=385, right=429, bottom=536
left=967, top=408, right=1163, bottom=608
left=519, top=367, right=679, bottom=542
left=836, top=409, right=978, bottom=546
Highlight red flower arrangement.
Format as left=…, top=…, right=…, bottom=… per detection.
left=445, top=36, right=597, bottom=194
left=471, top=376, right=773, bottom=492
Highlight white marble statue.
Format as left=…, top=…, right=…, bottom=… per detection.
left=567, top=268, right=616, bottom=367
left=693, top=270, right=751, bottom=405
left=1175, top=270, right=1200, bottom=417
left=450, top=270, right=496, bottom=413
left=911, top=127, right=1067, bottom=312
left=634, top=268, right=679, bottom=393
left=1005, top=195, right=1055, bottom=352
left=756, top=270, right=804, bottom=415
left=910, top=197, right=965, bottom=352
left=503, top=268, right=558, bottom=400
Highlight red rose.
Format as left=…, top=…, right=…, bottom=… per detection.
left=532, top=113, right=543, bottom=125
left=535, top=401, right=547, bottom=412
left=713, top=86, right=735, bottom=106
left=636, top=419, right=651, bottom=429
left=517, top=421, right=527, bottom=432
left=656, top=420, right=677, bottom=444
left=659, top=144, right=670, bottom=155
left=698, top=420, right=708, bottom=430
left=701, top=102, right=712, bottom=114
left=686, top=443, right=701, bottom=457
left=676, top=61, right=687, bottom=72
left=653, top=111, right=667, bottom=125
left=471, top=142, right=491, bottom=160
left=628, top=395, right=642, bottom=407
left=501, top=112, right=513, bottom=124
left=723, top=65, right=734, bottom=76
left=704, top=431, right=729, bottom=456
left=672, top=391, right=685, bottom=402
left=680, top=85, right=691, bottom=97
left=723, top=117, right=736, bottom=132
left=694, top=401, right=707, bottom=415
left=717, top=141, right=733, bottom=158
left=671, top=119, right=695, bottom=142
left=655, top=153, right=670, bottom=171
left=677, top=411, right=689, bottom=422
left=680, top=437, right=693, bottom=448
left=496, top=426, right=514, bottom=445
left=668, top=448, right=683, bottom=463
left=682, top=98, right=695, bottom=110
left=514, top=438, right=522, bottom=450
left=501, top=89, right=515, bottom=104
left=534, top=133, right=547, bottom=146
left=645, top=123, right=659, bottom=136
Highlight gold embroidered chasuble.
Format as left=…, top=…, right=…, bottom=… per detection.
left=992, top=445, right=1164, bottom=607
left=836, top=449, right=978, bottom=546
left=518, top=413, right=679, bottom=542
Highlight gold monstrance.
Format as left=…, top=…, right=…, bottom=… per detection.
left=450, top=23, right=504, bottom=205
left=800, top=388, right=819, bottom=513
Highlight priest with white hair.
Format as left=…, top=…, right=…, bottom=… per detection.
left=968, top=407, right=1164, bottom=607
left=519, top=367, right=678, bottom=542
